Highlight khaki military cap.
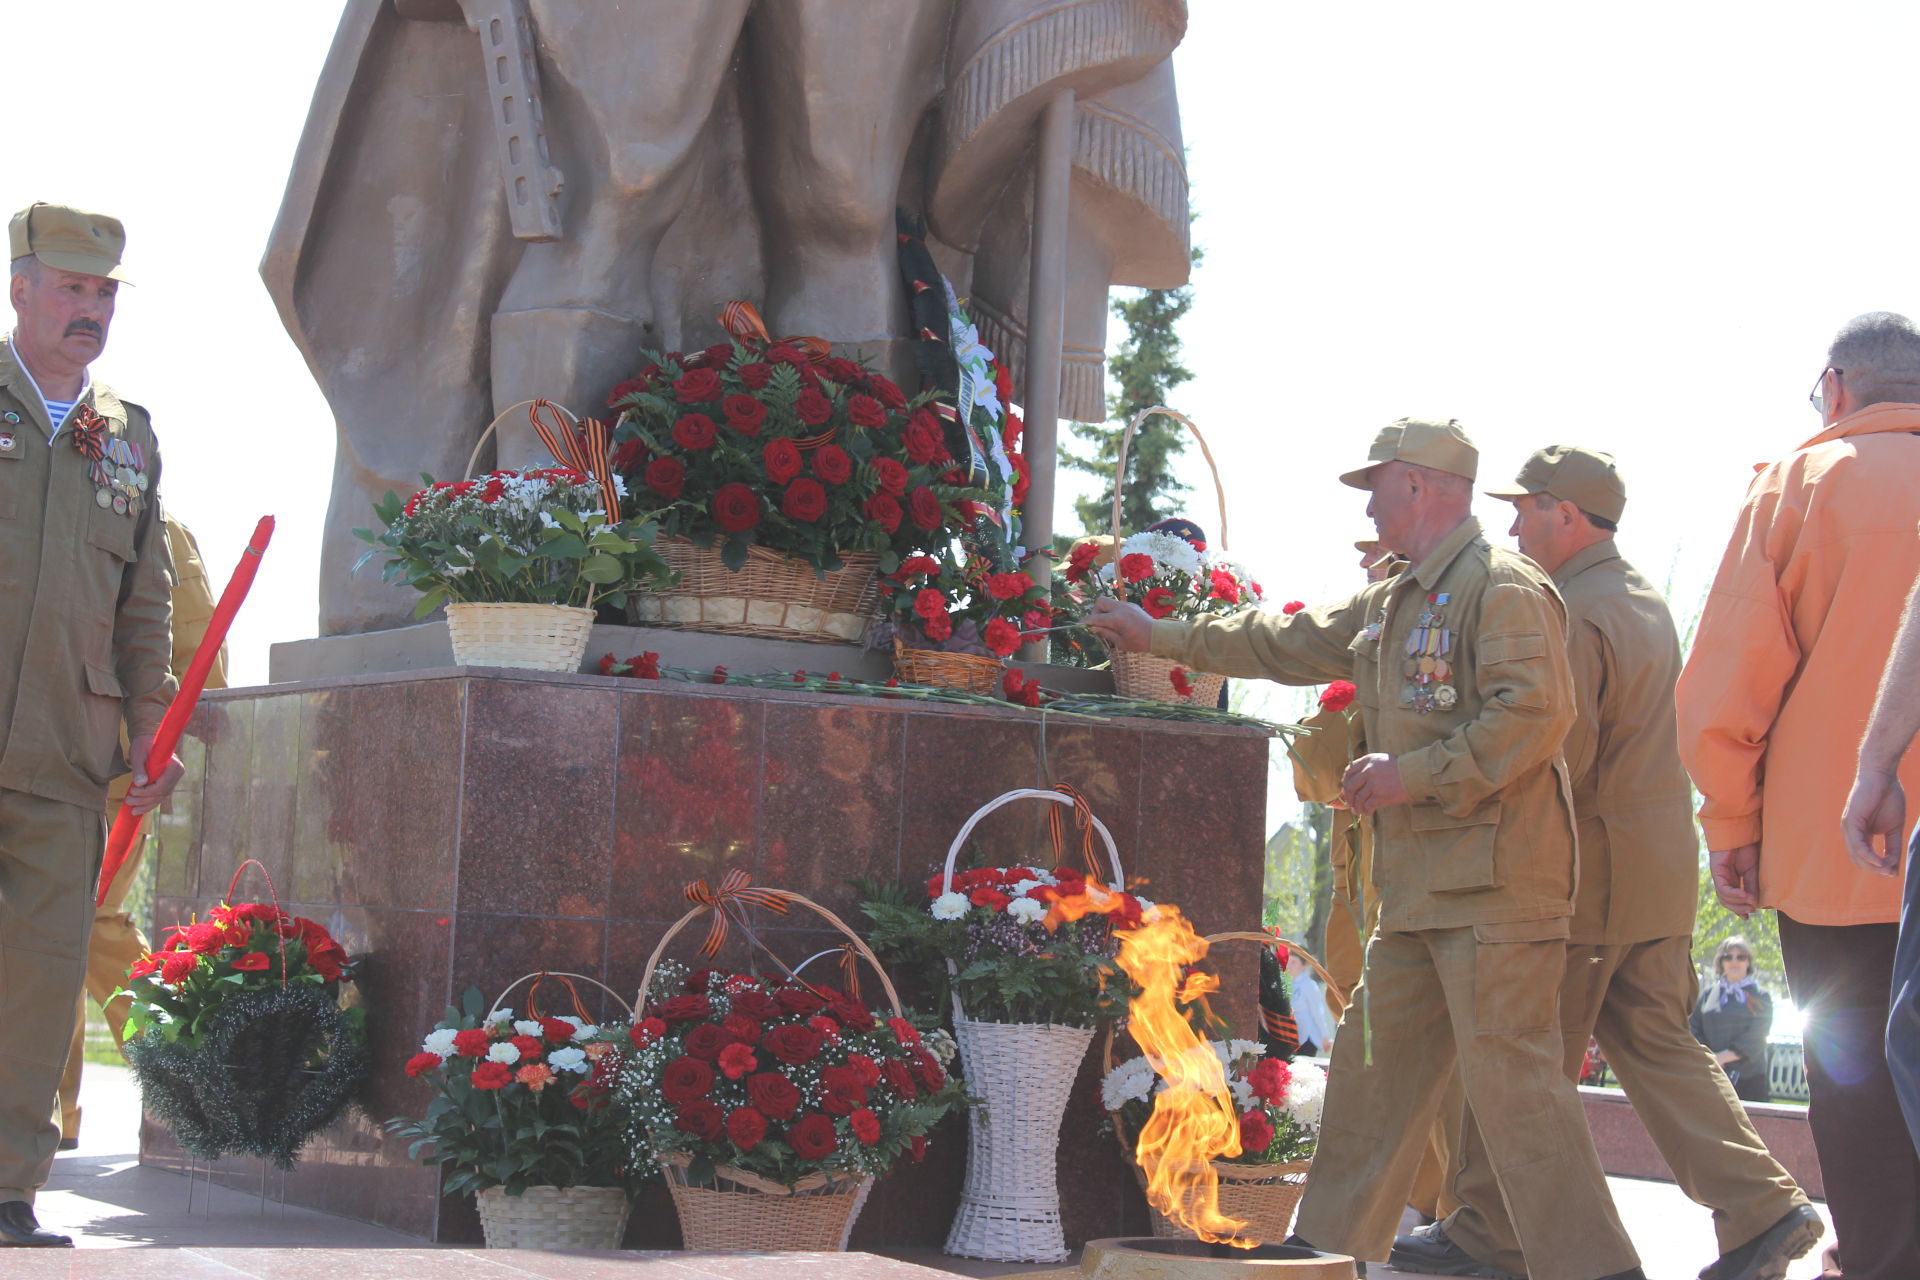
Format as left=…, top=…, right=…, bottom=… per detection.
left=1338, top=417, right=1478, bottom=489
left=8, top=203, right=130, bottom=282
left=1484, top=445, right=1626, bottom=523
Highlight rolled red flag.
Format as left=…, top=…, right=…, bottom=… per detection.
left=97, top=515, right=274, bottom=905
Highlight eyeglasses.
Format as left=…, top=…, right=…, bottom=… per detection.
left=1724, top=953, right=1751, bottom=962
left=1809, top=367, right=1843, bottom=415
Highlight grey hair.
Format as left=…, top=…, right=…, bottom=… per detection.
left=1827, top=312, right=1920, bottom=408
left=8, top=255, right=40, bottom=281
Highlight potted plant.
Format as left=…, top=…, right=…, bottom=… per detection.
left=354, top=465, right=670, bottom=671
left=605, top=330, right=985, bottom=644
left=857, top=787, right=1141, bottom=1263
left=119, top=875, right=368, bottom=1170
left=1102, top=1038, right=1327, bottom=1241
left=387, top=978, right=637, bottom=1249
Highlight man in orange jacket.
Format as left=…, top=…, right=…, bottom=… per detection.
left=1678, top=312, right=1920, bottom=1279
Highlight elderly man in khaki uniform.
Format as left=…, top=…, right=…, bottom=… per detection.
left=1088, top=420, right=1643, bottom=1280
left=0, top=204, right=180, bottom=1247
left=1392, top=447, right=1820, bottom=1280
left=56, top=514, right=224, bottom=1149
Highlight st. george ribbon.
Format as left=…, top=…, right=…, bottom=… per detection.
left=96, top=515, right=275, bottom=905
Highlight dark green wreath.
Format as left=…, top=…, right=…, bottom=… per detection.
left=124, top=983, right=370, bottom=1169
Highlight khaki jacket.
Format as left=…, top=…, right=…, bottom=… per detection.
left=0, top=339, right=175, bottom=809
left=1153, top=517, right=1578, bottom=932
left=1677, top=403, right=1920, bottom=926
left=1551, top=540, right=1698, bottom=943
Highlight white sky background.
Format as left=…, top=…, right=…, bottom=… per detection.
left=8, top=4, right=1916, bottom=830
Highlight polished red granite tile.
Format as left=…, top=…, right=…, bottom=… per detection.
left=899, top=712, right=1044, bottom=884
left=194, top=697, right=255, bottom=899
left=847, top=1112, right=966, bottom=1250
left=152, top=729, right=206, bottom=900
left=243, top=693, right=303, bottom=883
left=328, top=680, right=464, bottom=911
left=288, top=687, right=354, bottom=905
left=1029, top=722, right=1143, bottom=887
left=1057, top=1024, right=1145, bottom=1246
left=459, top=680, right=621, bottom=918
left=611, top=692, right=763, bottom=923
left=450, top=912, right=609, bottom=1020
left=758, top=701, right=905, bottom=920
left=1128, top=728, right=1267, bottom=942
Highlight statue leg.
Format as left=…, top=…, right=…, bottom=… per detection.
left=490, top=0, right=751, bottom=463
left=742, top=0, right=954, bottom=344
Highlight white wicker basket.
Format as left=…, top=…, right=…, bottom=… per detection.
left=475, top=1184, right=630, bottom=1249
left=937, top=788, right=1125, bottom=1263
left=445, top=602, right=595, bottom=671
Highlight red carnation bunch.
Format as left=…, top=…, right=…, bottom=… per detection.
left=620, top=964, right=964, bottom=1187
left=885, top=550, right=1054, bottom=660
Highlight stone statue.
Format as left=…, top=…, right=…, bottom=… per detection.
left=266, top=0, right=1192, bottom=634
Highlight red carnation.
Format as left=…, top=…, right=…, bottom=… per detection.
left=718, top=1042, right=758, bottom=1080
left=656, top=994, right=712, bottom=1023
left=1248, top=1056, right=1292, bottom=1104
left=674, top=367, right=722, bottom=402
left=726, top=1106, right=768, bottom=1150
left=1239, top=1109, right=1276, bottom=1156
left=685, top=1023, right=730, bottom=1061
left=737, top=361, right=772, bottom=390
left=987, top=571, right=1034, bottom=601
left=453, top=1027, right=491, bottom=1057
left=712, top=482, right=761, bottom=534
left=1009, top=453, right=1030, bottom=506
left=541, top=1017, right=576, bottom=1044
left=510, top=1034, right=544, bottom=1061
left=763, top=1024, right=824, bottom=1066
left=872, top=456, right=909, bottom=495
left=645, top=456, right=685, bottom=499
left=1170, top=667, right=1195, bottom=698
left=913, top=588, right=947, bottom=622
left=722, top=1013, right=762, bottom=1043
left=983, top=618, right=1020, bottom=657
left=796, top=387, right=833, bottom=425
left=787, top=1113, right=839, bottom=1161
left=907, top=486, right=942, bottom=532
left=1319, top=680, right=1358, bottom=713
left=672, top=413, right=718, bottom=450
left=661, top=1055, right=716, bottom=1104
left=1142, top=587, right=1177, bottom=619
left=870, top=375, right=907, bottom=409
left=405, top=1052, right=442, bottom=1078
left=630, top=1016, right=667, bottom=1049
left=674, top=1099, right=726, bottom=1141
left=1120, top=553, right=1155, bottom=583
left=782, top=478, right=828, bottom=523
left=849, top=1108, right=882, bottom=1146
left=747, top=1071, right=802, bottom=1121
left=923, top=611, right=953, bottom=642
left=1283, top=600, right=1306, bottom=615
left=897, top=554, right=940, bottom=579
left=1065, top=540, right=1100, bottom=584
left=888, top=1016, right=922, bottom=1047
left=846, top=394, right=886, bottom=428
left=812, top=444, right=852, bottom=485
left=471, top=1061, right=513, bottom=1090
left=763, top=438, right=803, bottom=485
left=232, top=951, right=270, bottom=972
left=863, top=494, right=902, bottom=533
left=723, top=394, right=767, bottom=435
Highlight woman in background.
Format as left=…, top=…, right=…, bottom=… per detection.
left=1690, top=935, right=1774, bottom=1102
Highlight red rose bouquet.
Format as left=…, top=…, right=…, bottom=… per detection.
left=388, top=987, right=635, bottom=1196
left=606, top=340, right=983, bottom=574
left=616, top=965, right=966, bottom=1188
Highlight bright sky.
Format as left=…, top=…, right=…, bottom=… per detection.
left=9, top=5, right=1915, bottom=833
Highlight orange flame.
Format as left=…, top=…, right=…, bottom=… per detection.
left=1049, top=890, right=1253, bottom=1245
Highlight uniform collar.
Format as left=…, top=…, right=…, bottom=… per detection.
left=1549, top=537, right=1621, bottom=587
left=0, top=335, right=100, bottom=440
left=1408, top=516, right=1483, bottom=591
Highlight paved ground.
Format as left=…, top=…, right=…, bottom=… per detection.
left=32, top=1065, right=1835, bottom=1278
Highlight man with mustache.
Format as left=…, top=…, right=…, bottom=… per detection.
left=0, top=203, right=182, bottom=1247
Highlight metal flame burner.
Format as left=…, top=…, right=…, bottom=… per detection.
left=1073, top=1236, right=1359, bottom=1278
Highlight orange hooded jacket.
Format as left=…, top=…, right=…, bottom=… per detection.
left=1676, top=402, right=1920, bottom=925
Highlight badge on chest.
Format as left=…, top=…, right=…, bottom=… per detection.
left=1401, top=592, right=1457, bottom=712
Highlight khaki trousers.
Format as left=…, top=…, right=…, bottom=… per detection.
left=1444, top=936, right=1808, bottom=1276
left=1293, top=925, right=1638, bottom=1280
left=0, top=789, right=101, bottom=1204
left=55, top=823, right=147, bottom=1140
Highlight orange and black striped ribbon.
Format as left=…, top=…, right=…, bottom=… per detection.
left=70, top=403, right=108, bottom=462
left=683, top=869, right=794, bottom=958
left=718, top=300, right=831, bottom=361
left=1045, top=784, right=1107, bottom=884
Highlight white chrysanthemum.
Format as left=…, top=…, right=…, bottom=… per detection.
left=1101, top=1055, right=1157, bottom=1111
left=513, top=1019, right=542, bottom=1038
left=562, top=1016, right=597, bottom=1040
left=484, top=1009, right=513, bottom=1026
left=924, top=1027, right=958, bottom=1067
left=1230, top=1078, right=1254, bottom=1108
left=547, top=1046, right=589, bottom=1074
left=1011, top=878, right=1044, bottom=897
left=1135, top=897, right=1157, bottom=918
left=1227, top=1039, right=1264, bottom=1064
left=1286, top=1061, right=1328, bottom=1128
left=1006, top=897, right=1047, bottom=924
left=931, top=891, right=969, bottom=921
left=1120, top=530, right=1203, bottom=577
left=422, top=1028, right=459, bottom=1057
left=486, top=1041, right=522, bottom=1065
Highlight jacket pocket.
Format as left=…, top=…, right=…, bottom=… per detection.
left=87, top=520, right=138, bottom=564
left=81, top=662, right=126, bottom=784
left=1476, top=632, right=1548, bottom=708
left=1410, top=801, right=1502, bottom=894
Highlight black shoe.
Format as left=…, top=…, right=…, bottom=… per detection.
left=1388, top=1222, right=1522, bottom=1278
left=1283, top=1233, right=1366, bottom=1277
left=1699, top=1204, right=1825, bottom=1280
left=55, top=1137, right=77, bottom=1151
left=0, top=1202, right=71, bottom=1247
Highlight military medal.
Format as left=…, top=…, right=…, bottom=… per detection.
left=1403, top=591, right=1456, bottom=713
left=0, top=430, right=14, bottom=453
left=95, top=487, right=111, bottom=508
left=2, top=411, right=18, bottom=424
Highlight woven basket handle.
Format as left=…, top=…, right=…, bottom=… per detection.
left=1107, top=405, right=1230, bottom=557
left=638, top=889, right=906, bottom=1020
left=463, top=398, right=581, bottom=479
left=486, top=970, right=635, bottom=1023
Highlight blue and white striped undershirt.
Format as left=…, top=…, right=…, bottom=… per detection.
left=42, top=396, right=76, bottom=431
left=5, top=331, right=91, bottom=441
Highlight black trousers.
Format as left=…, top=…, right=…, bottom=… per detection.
left=1778, top=915, right=1920, bottom=1280
left=1894, top=842, right=1920, bottom=1164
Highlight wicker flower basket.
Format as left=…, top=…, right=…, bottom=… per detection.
left=938, top=789, right=1127, bottom=1263
left=892, top=638, right=1004, bottom=695
left=1135, top=1159, right=1311, bottom=1242
left=476, top=1184, right=631, bottom=1249
left=445, top=602, right=595, bottom=671
left=1110, top=651, right=1227, bottom=706
left=628, top=536, right=880, bottom=643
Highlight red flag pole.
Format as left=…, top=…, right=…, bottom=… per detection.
left=97, top=515, right=275, bottom=905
